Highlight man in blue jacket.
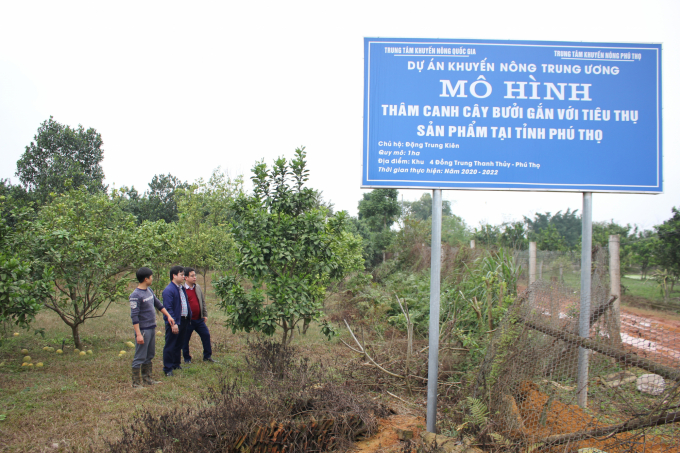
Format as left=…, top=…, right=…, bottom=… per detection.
left=162, top=265, right=192, bottom=376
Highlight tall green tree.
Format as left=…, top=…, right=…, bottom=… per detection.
left=535, top=223, right=568, bottom=251
left=176, top=168, right=244, bottom=292
left=16, top=117, right=105, bottom=204
left=143, top=174, right=189, bottom=223
left=654, top=207, right=680, bottom=302
left=630, top=230, right=656, bottom=279
left=0, top=197, right=51, bottom=334
left=472, top=223, right=501, bottom=248
left=215, top=148, right=363, bottom=345
left=358, top=189, right=401, bottom=263
left=442, top=214, right=470, bottom=246
left=525, top=209, right=581, bottom=250
left=500, top=221, right=528, bottom=250
left=24, top=188, right=175, bottom=348
left=401, top=193, right=452, bottom=221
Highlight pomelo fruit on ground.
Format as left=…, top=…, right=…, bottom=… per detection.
left=79, top=351, right=86, bottom=356
left=56, top=349, right=63, bottom=354
left=87, top=350, right=93, bottom=355
left=23, top=356, right=31, bottom=362
left=73, top=348, right=80, bottom=354
left=21, top=349, right=29, bottom=354
left=36, top=362, right=43, bottom=367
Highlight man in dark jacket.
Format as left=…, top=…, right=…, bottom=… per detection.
left=182, top=267, right=215, bottom=363
left=162, top=265, right=192, bottom=376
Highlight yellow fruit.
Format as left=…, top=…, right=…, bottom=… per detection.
left=79, top=351, right=86, bottom=356
left=27, top=363, right=33, bottom=367
left=22, top=362, right=28, bottom=367
left=48, top=347, right=55, bottom=352
left=13, top=332, right=19, bottom=336
left=23, top=356, right=31, bottom=362
left=21, top=349, right=29, bottom=354
left=73, top=348, right=80, bottom=354
left=43, top=347, right=51, bottom=352
left=56, top=349, right=63, bottom=354
left=36, top=362, right=44, bottom=367
left=157, top=330, right=162, bottom=334
left=125, top=341, right=135, bottom=348
left=87, top=350, right=93, bottom=355
left=119, top=350, right=126, bottom=355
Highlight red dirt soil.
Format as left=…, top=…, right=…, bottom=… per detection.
left=516, top=381, right=677, bottom=453
left=353, top=415, right=425, bottom=453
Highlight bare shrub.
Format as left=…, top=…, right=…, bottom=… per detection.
left=109, top=339, right=390, bottom=453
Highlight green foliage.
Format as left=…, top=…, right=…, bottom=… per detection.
left=535, top=223, right=568, bottom=251
left=118, top=174, right=190, bottom=223
left=215, top=148, right=363, bottom=345
left=23, top=187, right=176, bottom=348
left=472, top=224, right=501, bottom=248
left=653, top=207, right=680, bottom=302
left=473, top=221, right=528, bottom=250
left=401, top=193, right=452, bottom=220
left=16, top=117, right=105, bottom=204
left=463, top=397, right=489, bottom=427
left=442, top=215, right=471, bottom=246
left=592, top=220, right=633, bottom=247
left=654, top=207, right=680, bottom=276
left=176, top=168, right=244, bottom=290
left=352, top=246, right=520, bottom=372
left=630, top=230, right=657, bottom=279
left=0, top=198, right=51, bottom=334
left=525, top=209, right=581, bottom=250
left=499, top=221, right=528, bottom=250
left=358, top=189, right=401, bottom=265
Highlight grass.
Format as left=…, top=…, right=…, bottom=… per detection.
left=520, top=265, right=680, bottom=310
left=0, top=279, right=348, bottom=453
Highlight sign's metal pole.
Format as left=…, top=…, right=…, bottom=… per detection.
left=426, top=189, right=442, bottom=432
left=577, top=192, right=593, bottom=407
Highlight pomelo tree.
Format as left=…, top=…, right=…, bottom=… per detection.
left=25, top=187, right=175, bottom=348
left=215, top=148, right=363, bottom=345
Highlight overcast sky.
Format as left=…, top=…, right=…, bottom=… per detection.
left=1, top=0, right=678, bottom=230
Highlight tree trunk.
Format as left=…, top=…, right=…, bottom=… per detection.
left=282, top=326, right=295, bottom=346
left=281, top=320, right=295, bottom=346
left=71, top=324, right=82, bottom=350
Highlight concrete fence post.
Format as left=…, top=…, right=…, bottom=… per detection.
left=609, top=235, right=622, bottom=346
left=529, top=242, right=537, bottom=285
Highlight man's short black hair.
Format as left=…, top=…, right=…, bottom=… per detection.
left=169, top=265, right=184, bottom=281
left=184, top=267, right=195, bottom=277
left=136, top=267, right=153, bottom=283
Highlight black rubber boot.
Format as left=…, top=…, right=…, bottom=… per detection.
left=132, top=367, right=144, bottom=388
left=141, top=363, right=162, bottom=385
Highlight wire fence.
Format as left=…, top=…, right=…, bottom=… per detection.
left=468, top=249, right=680, bottom=452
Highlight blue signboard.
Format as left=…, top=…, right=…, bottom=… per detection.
left=362, top=38, right=662, bottom=193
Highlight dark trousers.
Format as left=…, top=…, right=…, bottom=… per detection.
left=163, top=319, right=189, bottom=373
left=182, top=318, right=212, bottom=361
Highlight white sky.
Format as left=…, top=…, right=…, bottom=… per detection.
left=1, top=0, right=678, bottom=230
